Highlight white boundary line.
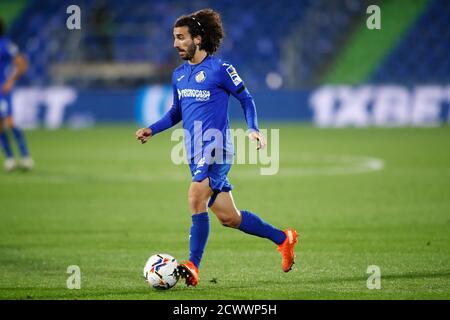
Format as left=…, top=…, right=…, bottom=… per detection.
left=0, top=154, right=384, bottom=184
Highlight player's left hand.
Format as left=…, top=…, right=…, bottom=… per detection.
left=1, top=79, right=15, bottom=95
left=248, top=131, right=266, bottom=150
left=135, top=127, right=153, bottom=144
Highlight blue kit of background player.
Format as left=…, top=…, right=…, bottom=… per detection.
left=0, top=18, right=33, bottom=172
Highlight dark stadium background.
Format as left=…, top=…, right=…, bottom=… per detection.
left=2, top=0, right=449, bottom=127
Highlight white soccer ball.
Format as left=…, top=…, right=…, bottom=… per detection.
left=143, top=253, right=179, bottom=290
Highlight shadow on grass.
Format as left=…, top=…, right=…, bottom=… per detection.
left=1, top=280, right=273, bottom=300
left=5, top=272, right=449, bottom=299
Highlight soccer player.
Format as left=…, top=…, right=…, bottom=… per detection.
left=0, top=18, right=33, bottom=171
left=136, top=9, right=298, bottom=286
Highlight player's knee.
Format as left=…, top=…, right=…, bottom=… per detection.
left=188, top=186, right=210, bottom=213
left=188, top=179, right=214, bottom=213
left=188, top=196, right=208, bottom=213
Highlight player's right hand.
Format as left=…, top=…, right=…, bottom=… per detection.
left=135, top=128, right=152, bottom=144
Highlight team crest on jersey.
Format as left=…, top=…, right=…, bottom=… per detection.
left=195, top=71, right=206, bottom=83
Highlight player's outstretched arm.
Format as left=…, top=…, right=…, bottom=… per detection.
left=135, top=80, right=182, bottom=145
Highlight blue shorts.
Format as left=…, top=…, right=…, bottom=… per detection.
left=189, top=159, right=233, bottom=207
left=0, top=94, right=12, bottom=119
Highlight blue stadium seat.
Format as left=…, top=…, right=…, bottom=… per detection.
left=371, top=0, right=450, bottom=84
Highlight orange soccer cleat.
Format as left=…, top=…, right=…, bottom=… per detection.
left=277, top=228, right=299, bottom=272
left=177, top=260, right=200, bottom=287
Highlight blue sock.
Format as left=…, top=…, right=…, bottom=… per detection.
left=238, top=210, right=286, bottom=245
left=12, top=128, right=29, bottom=157
left=0, top=131, right=13, bottom=158
left=189, top=212, right=210, bottom=268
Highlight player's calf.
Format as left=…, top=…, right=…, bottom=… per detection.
left=214, top=210, right=241, bottom=228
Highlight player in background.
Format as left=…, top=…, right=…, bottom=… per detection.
left=0, top=18, right=33, bottom=171
left=135, top=9, right=298, bottom=286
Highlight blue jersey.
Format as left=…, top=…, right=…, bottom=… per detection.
left=149, top=55, right=259, bottom=164
left=0, top=36, right=18, bottom=87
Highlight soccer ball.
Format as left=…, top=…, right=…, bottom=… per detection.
left=143, top=253, right=179, bottom=290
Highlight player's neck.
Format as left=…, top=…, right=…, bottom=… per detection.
left=188, top=50, right=208, bottom=65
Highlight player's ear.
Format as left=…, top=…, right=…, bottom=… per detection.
left=194, top=35, right=201, bottom=47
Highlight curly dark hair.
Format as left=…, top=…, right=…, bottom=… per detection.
left=174, top=8, right=224, bottom=54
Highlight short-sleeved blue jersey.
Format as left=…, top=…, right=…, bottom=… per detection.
left=0, top=37, right=18, bottom=86
left=149, top=55, right=259, bottom=163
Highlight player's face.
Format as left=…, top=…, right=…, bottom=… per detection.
left=173, top=26, right=197, bottom=60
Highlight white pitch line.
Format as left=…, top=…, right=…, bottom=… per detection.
left=0, top=154, right=384, bottom=184
left=271, top=154, right=385, bottom=177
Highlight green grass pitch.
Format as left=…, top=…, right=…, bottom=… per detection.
left=0, top=124, right=449, bottom=300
